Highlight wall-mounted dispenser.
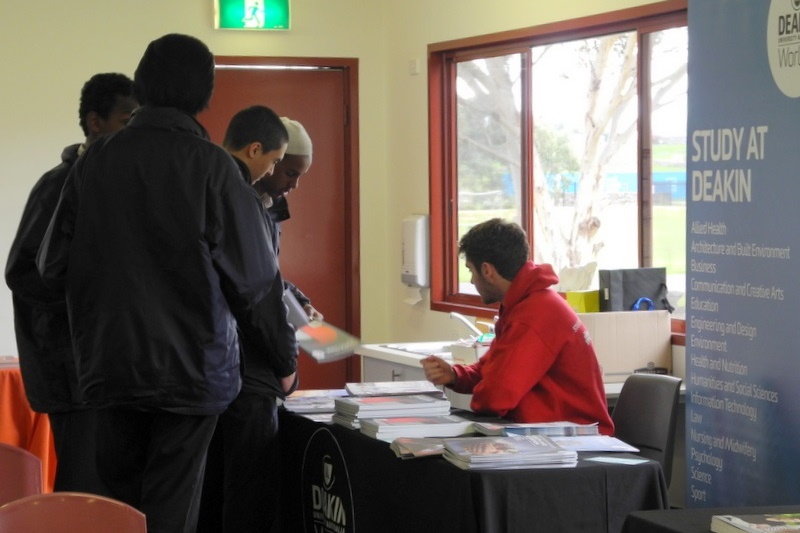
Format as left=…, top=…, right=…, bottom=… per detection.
left=401, top=214, right=429, bottom=287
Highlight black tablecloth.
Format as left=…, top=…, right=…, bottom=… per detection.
left=278, top=410, right=669, bottom=533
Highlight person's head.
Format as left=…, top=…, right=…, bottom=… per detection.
left=222, top=105, right=289, bottom=183
left=253, top=117, right=313, bottom=201
left=78, top=73, right=137, bottom=143
left=133, top=33, right=215, bottom=116
left=458, top=218, right=529, bottom=304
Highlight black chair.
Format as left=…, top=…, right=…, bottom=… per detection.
left=611, top=373, right=682, bottom=488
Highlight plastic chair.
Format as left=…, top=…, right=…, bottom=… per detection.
left=0, top=492, right=146, bottom=532
left=0, top=442, right=42, bottom=505
left=611, top=373, right=682, bottom=487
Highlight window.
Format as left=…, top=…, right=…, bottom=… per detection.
left=428, top=1, right=688, bottom=324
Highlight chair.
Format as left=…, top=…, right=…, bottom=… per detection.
left=0, top=492, right=146, bottom=532
left=0, top=442, right=42, bottom=505
left=611, top=373, right=682, bottom=487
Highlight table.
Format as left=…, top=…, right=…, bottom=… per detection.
left=0, top=361, right=57, bottom=492
left=279, top=411, right=669, bottom=533
left=623, top=505, right=800, bottom=533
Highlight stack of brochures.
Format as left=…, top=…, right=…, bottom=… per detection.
left=442, top=434, right=578, bottom=470
left=282, top=389, right=349, bottom=414
left=333, top=394, right=451, bottom=430
left=711, top=512, right=800, bottom=533
left=390, top=437, right=446, bottom=459
left=473, top=420, right=600, bottom=437
left=360, top=414, right=474, bottom=442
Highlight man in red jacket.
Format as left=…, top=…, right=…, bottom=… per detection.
left=422, top=218, right=614, bottom=435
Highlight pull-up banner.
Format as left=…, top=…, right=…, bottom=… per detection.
left=686, top=0, right=800, bottom=507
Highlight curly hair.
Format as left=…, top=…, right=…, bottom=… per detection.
left=458, top=218, right=529, bottom=280
left=78, top=73, right=134, bottom=136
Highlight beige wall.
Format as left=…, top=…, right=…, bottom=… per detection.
left=0, top=0, right=660, bottom=356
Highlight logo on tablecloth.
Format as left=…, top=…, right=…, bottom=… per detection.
left=302, top=428, right=354, bottom=533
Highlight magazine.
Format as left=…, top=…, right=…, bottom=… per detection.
left=390, top=437, right=446, bottom=459
left=284, top=289, right=361, bottom=363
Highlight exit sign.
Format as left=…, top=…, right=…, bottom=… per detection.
left=215, top=0, right=290, bottom=30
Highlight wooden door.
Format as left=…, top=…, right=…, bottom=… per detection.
left=198, top=57, right=360, bottom=388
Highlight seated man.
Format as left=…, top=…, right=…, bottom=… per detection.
left=421, top=218, right=614, bottom=435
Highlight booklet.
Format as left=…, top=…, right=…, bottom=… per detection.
left=284, top=290, right=361, bottom=363
left=390, top=437, right=446, bottom=459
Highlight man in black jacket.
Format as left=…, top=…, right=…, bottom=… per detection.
left=199, top=104, right=299, bottom=533
left=5, top=72, right=136, bottom=492
left=36, top=34, right=295, bottom=533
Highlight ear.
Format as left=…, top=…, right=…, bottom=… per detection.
left=480, top=261, right=498, bottom=281
left=246, top=142, right=262, bottom=159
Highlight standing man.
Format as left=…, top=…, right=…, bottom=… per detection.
left=37, top=34, right=294, bottom=533
left=5, top=72, right=137, bottom=492
left=199, top=105, right=299, bottom=533
left=421, top=218, right=614, bottom=435
left=256, top=116, right=323, bottom=321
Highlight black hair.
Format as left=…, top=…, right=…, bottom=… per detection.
left=78, top=73, right=135, bottom=136
left=222, top=105, right=289, bottom=153
left=133, top=33, right=214, bottom=115
left=458, top=218, right=529, bottom=280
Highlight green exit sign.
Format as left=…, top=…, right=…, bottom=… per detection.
left=215, top=0, right=290, bottom=30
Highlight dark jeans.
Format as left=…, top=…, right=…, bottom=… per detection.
left=197, top=390, right=281, bottom=533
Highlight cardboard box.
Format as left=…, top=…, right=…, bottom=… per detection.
left=577, top=310, right=672, bottom=382
left=565, top=290, right=600, bottom=313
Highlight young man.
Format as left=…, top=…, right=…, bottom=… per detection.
left=421, top=218, right=614, bottom=435
left=256, top=116, right=323, bottom=320
left=36, top=35, right=293, bottom=533
left=5, top=72, right=137, bottom=492
left=199, top=105, right=298, bottom=533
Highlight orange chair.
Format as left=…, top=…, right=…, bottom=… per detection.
left=0, top=442, right=42, bottom=505
left=0, top=492, right=146, bottom=532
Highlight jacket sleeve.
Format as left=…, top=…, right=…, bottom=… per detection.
left=7, top=168, right=69, bottom=306
left=245, top=270, right=298, bottom=378
left=466, top=322, right=557, bottom=418
left=206, top=160, right=277, bottom=314
left=36, top=165, right=81, bottom=292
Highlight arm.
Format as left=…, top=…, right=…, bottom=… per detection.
left=8, top=165, right=71, bottom=305
left=470, top=322, right=556, bottom=418
left=284, top=280, right=324, bottom=321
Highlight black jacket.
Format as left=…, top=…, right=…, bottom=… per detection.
left=232, top=157, right=298, bottom=398
left=6, top=144, right=82, bottom=413
left=37, top=106, right=293, bottom=415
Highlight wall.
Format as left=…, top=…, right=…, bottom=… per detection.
left=0, top=0, right=660, bottom=356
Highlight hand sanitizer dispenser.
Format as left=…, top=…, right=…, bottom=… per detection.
left=401, top=214, right=429, bottom=287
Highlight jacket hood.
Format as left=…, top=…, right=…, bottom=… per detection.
left=503, top=261, right=559, bottom=309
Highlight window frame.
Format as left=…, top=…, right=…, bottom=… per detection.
left=427, top=0, right=688, bottom=328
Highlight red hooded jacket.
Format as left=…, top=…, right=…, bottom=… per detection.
left=450, top=261, right=614, bottom=435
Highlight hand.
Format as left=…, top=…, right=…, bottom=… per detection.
left=421, top=355, right=456, bottom=387
left=280, top=372, right=298, bottom=394
left=304, top=304, right=324, bottom=321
